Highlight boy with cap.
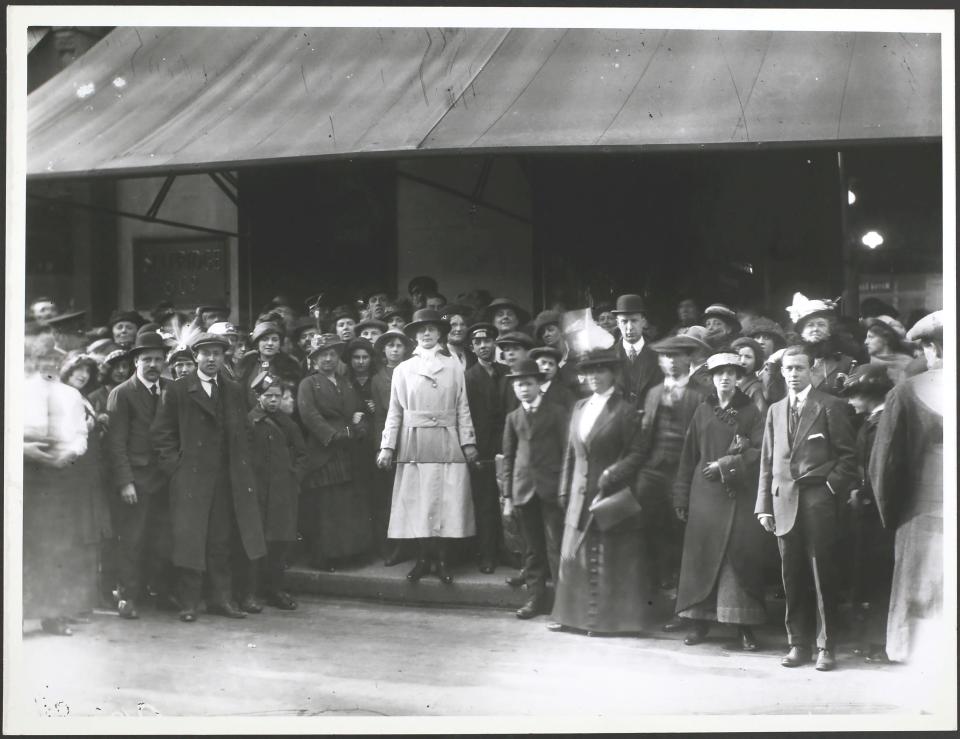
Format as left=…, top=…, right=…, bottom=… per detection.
left=495, top=331, right=535, bottom=416
left=529, top=346, right=576, bottom=412
left=501, top=359, right=569, bottom=619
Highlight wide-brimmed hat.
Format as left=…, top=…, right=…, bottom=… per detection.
left=100, top=348, right=130, bottom=368
left=355, top=318, right=389, bottom=335
left=730, top=336, right=767, bottom=365
left=864, top=315, right=910, bottom=352
left=128, top=330, right=167, bottom=357
left=403, top=309, right=450, bottom=338
left=786, top=293, right=838, bottom=331
left=533, top=310, right=563, bottom=339
left=576, top=348, right=621, bottom=371
left=702, top=304, right=741, bottom=334
left=108, top=309, right=145, bottom=328
left=374, top=329, right=415, bottom=354
left=505, top=358, right=545, bottom=380
left=341, top=337, right=376, bottom=363
left=189, top=332, right=231, bottom=353
left=250, top=321, right=284, bottom=344
left=46, top=310, right=87, bottom=328
left=610, top=294, right=648, bottom=316
left=740, top=315, right=787, bottom=347
left=676, top=325, right=712, bottom=349
left=307, top=333, right=347, bottom=359
left=467, top=322, right=498, bottom=341
left=905, top=310, right=943, bottom=343
left=840, top=364, right=894, bottom=398
left=651, top=334, right=711, bottom=355
left=495, top=331, right=535, bottom=350
left=529, top=346, right=563, bottom=362
left=706, top=352, right=745, bottom=375
left=483, top=298, right=531, bottom=325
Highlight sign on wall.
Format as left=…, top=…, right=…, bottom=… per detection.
left=133, top=237, right=229, bottom=311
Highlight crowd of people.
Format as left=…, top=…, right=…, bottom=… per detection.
left=21, top=278, right=945, bottom=673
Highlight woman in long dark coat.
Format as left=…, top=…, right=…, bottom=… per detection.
left=297, top=334, right=372, bottom=570
left=343, top=338, right=380, bottom=561
left=869, top=310, right=944, bottom=664
left=549, top=348, right=654, bottom=635
left=672, top=353, right=767, bottom=650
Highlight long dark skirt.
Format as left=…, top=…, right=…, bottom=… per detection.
left=23, top=461, right=101, bottom=618
left=301, top=480, right=373, bottom=561
left=552, top=523, right=656, bottom=634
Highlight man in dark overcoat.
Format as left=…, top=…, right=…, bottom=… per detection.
left=105, top=330, right=173, bottom=618
left=151, top=332, right=266, bottom=622
left=756, top=346, right=857, bottom=671
left=611, top=294, right=664, bottom=409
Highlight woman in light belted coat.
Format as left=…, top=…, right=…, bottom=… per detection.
left=377, top=309, right=479, bottom=584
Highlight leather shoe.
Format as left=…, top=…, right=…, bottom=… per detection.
left=437, top=560, right=454, bottom=584
left=739, top=626, right=759, bottom=652
left=239, top=596, right=263, bottom=614
left=267, top=591, right=298, bottom=611
left=683, top=622, right=710, bottom=646
left=407, top=559, right=431, bottom=582
left=208, top=601, right=247, bottom=619
left=815, top=648, right=836, bottom=672
left=781, top=645, right=811, bottom=667
left=117, top=599, right=140, bottom=620
left=516, top=596, right=548, bottom=620
left=546, top=621, right=566, bottom=632
left=864, top=647, right=890, bottom=664
left=505, top=574, right=525, bottom=588
left=662, top=617, right=687, bottom=633
left=178, top=609, right=197, bottom=623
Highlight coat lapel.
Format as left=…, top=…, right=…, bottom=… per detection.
left=790, top=393, right=822, bottom=456
left=586, top=395, right=618, bottom=449
left=186, top=374, right=219, bottom=418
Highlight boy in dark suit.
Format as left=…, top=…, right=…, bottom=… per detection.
left=530, top=346, right=577, bottom=412
left=501, top=359, right=569, bottom=619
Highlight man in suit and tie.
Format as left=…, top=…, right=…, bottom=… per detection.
left=501, top=359, right=569, bottom=619
left=105, top=330, right=173, bottom=619
left=151, top=332, right=266, bottom=622
left=756, top=345, right=857, bottom=671
left=611, top=294, right=664, bottom=410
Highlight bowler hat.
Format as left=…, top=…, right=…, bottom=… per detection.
left=506, top=358, right=545, bottom=380
left=495, top=331, right=535, bottom=350
left=484, top=298, right=531, bottom=326
left=307, top=333, right=346, bottom=359
left=706, top=352, right=745, bottom=375
left=403, top=309, right=450, bottom=339
left=467, top=322, right=498, bottom=341
left=189, top=332, right=230, bottom=353
left=108, top=309, right=145, bottom=328
left=576, top=348, right=621, bottom=371
left=374, top=329, right=415, bottom=354
left=702, top=304, right=741, bottom=334
left=129, top=330, right=167, bottom=356
left=610, top=294, right=648, bottom=316
left=651, top=334, right=711, bottom=355
left=250, top=321, right=284, bottom=344
left=529, top=346, right=563, bottom=362
left=840, top=364, right=894, bottom=398
left=905, top=310, right=943, bottom=343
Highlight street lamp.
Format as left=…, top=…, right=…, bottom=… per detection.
left=861, top=230, right=884, bottom=249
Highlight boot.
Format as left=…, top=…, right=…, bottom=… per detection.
left=436, top=539, right=454, bottom=584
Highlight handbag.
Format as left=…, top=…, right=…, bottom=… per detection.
left=588, top=486, right=643, bottom=531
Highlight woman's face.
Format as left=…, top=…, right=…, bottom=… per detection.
left=864, top=328, right=887, bottom=357
left=712, top=366, right=739, bottom=394
left=314, top=348, right=339, bottom=375
left=737, top=346, right=757, bottom=373
left=447, top=315, right=468, bottom=345
left=66, top=365, right=90, bottom=390
left=383, top=338, right=407, bottom=366
left=755, top=333, right=777, bottom=357
left=416, top=324, right=440, bottom=349
left=258, top=332, right=281, bottom=358
left=110, top=359, right=133, bottom=385
left=173, top=359, right=196, bottom=379
left=350, top=348, right=372, bottom=374
left=540, top=324, right=561, bottom=347
left=801, top=317, right=831, bottom=343
left=493, top=308, right=519, bottom=334
left=585, top=366, right=615, bottom=394
left=336, top=318, right=356, bottom=341
left=112, top=321, right=138, bottom=346
left=705, top=317, right=731, bottom=339
left=535, top=356, right=558, bottom=381
left=387, top=315, right=406, bottom=332
left=597, top=311, right=618, bottom=334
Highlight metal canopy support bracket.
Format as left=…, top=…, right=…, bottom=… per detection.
left=397, top=170, right=530, bottom=224
left=145, top=175, right=176, bottom=219
left=208, top=172, right=239, bottom=206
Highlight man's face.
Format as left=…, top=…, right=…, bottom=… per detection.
left=136, top=349, right=165, bottom=383
left=535, top=356, right=558, bottom=382
left=426, top=295, right=446, bottom=313
left=314, top=348, right=339, bottom=374
left=112, top=321, right=138, bottom=346
left=368, top=294, right=389, bottom=319
left=31, top=301, right=57, bottom=323
left=387, top=315, right=406, bottom=332
left=499, top=343, right=526, bottom=367
left=658, top=352, right=691, bottom=379
left=447, top=315, right=467, bottom=345
left=472, top=337, right=495, bottom=363
left=617, top=313, right=647, bottom=343
left=677, top=300, right=698, bottom=325
left=258, top=332, right=281, bottom=358
left=801, top=317, right=831, bottom=344
left=540, top=324, right=562, bottom=347
left=195, top=345, right=225, bottom=376
left=383, top=338, right=408, bottom=366
left=781, top=352, right=812, bottom=393
left=173, top=358, right=196, bottom=379
left=336, top=318, right=356, bottom=341
left=259, top=386, right=283, bottom=414
left=493, top=308, right=519, bottom=333
left=201, top=310, right=228, bottom=329
left=712, top=367, right=739, bottom=394
left=704, top=317, right=731, bottom=339
left=513, top=376, right=541, bottom=404
left=410, top=289, right=427, bottom=309
left=350, top=349, right=372, bottom=375
left=360, top=327, right=383, bottom=343
left=299, top=329, right=319, bottom=352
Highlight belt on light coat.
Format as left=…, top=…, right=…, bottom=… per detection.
left=403, top=410, right=457, bottom=428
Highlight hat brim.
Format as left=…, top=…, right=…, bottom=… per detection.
left=308, top=341, right=346, bottom=359
left=576, top=357, right=620, bottom=371
left=707, top=362, right=745, bottom=376
left=506, top=370, right=545, bottom=380
left=374, top=333, right=415, bottom=353
left=484, top=303, right=531, bottom=325
left=190, top=337, right=231, bottom=352
left=529, top=347, right=562, bottom=361
left=403, top=318, right=450, bottom=339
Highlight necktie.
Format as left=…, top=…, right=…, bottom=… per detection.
left=150, top=384, right=159, bottom=408
left=628, top=346, right=638, bottom=361
left=788, top=400, right=799, bottom=441
left=209, top=378, right=219, bottom=404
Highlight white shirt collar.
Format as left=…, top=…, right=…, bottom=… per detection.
left=197, top=368, right=216, bottom=383
left=663, top=374, right=689, bottom=391
left=589, top=386, right=616, bottom=403
left=788, top=384, right=812, bottom=406
left=137, top=373, right=158, bottom=392
left=414, top=345, right=441, bottom=359
left=622, top=336, right=645, bottom=353
left=522, top=394, right=543, bottom=412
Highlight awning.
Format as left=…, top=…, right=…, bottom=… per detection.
left=27, top=27, right=941, bottom=178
